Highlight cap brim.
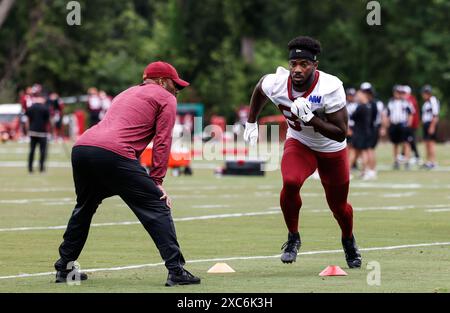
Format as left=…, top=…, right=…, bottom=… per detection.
left=173, top=78, right=190, bottom=90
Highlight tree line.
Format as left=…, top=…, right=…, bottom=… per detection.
left=0, top=0, right=449, bottom=120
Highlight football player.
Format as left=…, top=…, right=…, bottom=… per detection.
left=244, top=36, right=361, bottom=268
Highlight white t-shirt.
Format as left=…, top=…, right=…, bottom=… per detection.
left=346, top=102, right=358, bottom=128
left=261, top=67, right=346, bottom=152
left=386, top=98, right=413, bottom=125
left=422, top=96, right=440, bottom=123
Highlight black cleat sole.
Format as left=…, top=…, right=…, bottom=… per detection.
left=347, top=262, right=362, bottom=269
left=55, top=271, right=88, bottom=283
left=280, top=255, right=297, bottom=264
left=165, top=280, right=201, bottom=287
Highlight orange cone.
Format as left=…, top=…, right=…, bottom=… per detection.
left=207, top=263, right=235, bottom=273
left=319, top=265, right=348, bottom=276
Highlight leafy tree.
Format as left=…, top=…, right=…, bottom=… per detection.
left=0, top=0, right=448, bottom=119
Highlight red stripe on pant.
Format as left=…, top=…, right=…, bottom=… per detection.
left=280, top=138, right=353, bottom=238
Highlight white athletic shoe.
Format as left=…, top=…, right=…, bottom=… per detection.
left=362, top=170, right=377, bottom=180
left=396, top=154, right=405, bottom=163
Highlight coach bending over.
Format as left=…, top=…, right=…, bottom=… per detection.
left=54, top=61, right=200, bottom=287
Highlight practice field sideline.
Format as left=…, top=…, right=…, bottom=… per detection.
left=0, top=142, right=449, bottom=292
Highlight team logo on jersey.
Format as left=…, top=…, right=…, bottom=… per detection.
left=308, top=95, right=322, bottom=104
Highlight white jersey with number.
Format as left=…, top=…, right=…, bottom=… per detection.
left=261, top=66, right=346, bottom=152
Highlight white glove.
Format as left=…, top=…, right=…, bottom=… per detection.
left=291, top=98, right=315, bottom=123
left=244, top=122, right=258, bottom=145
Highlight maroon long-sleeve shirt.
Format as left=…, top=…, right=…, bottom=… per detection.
left=75, top=83, right=176, bottom=185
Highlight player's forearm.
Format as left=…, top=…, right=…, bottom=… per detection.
left=308, top=116, right=346, bottom=142
left=247, top=82, right=268, bottom=123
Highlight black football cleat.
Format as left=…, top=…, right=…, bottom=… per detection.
left=55, top=267, right=88, bottom=283
left=280, top=232, right=301, bottom=264
left=341, top=235, right=362, bottom=268
left=165, top=268, right=201, bottom=287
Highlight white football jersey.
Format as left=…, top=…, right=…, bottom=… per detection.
left=261, top=66, right=346, bottom=152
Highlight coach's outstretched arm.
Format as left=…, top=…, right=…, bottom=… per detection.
left=244, top=76, right=269, bottom=145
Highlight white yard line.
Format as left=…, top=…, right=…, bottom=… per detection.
left=0, top=188, right=73, bottom=193
left=1, top=203, right=449, bottom=232
left=0, top=161, right=220, bottom=169
left=351, top=182, right=450, bottom=189
left=0, top=161, right=71, bottom=168
left=0, top=241, right=449, bottom=280
left=382, top=192, right=416, bottom=198
left=0, top=198, right=73, bottom=204
left=308, top=203, right=449, bottom=213
left=192, top=204, right=230, bottom=209
left=425, top=208, right=450, bottom=213
left=2, top=160, right=450, bottom=172
left=0, top=211, right=281, bottom=232
left=0, top=194, right=238, bottom=202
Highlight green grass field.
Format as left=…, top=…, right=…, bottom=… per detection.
left=0, top=141, right=449, bottom=293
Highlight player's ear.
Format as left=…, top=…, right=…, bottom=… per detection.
left=314, top=61, right=319, bottom=69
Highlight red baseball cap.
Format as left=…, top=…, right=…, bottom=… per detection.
left=143, top=61, right=190, bottom=89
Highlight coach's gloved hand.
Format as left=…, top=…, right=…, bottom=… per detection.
left=244, top=122, right=258, bottom=145
left=291, top=98, right=315, bottom=123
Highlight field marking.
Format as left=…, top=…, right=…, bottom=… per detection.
left=2, top=160, right=450, bottom=172
left=0, top=197, right=73, bottom=204
left=382, top=192, right=416, bottom=198
left=1, top=203, right=449, bottom=232
left=351, top=182, right=450, bottom=189
left=0, top=211, right=281, bottom=232
left=0, top=161, right=71, bottom=168
left=192, top=204, right=230, bottom=209
left=0, top=161, right=219, bottom=170
left=426, top=208, right=450, bottom=213
left=0, top=194, right=239, bottom=202
left=308, top=203, right=449, bottom=213
left=0, top=188, right=73, bottom=193
left=0, top=241, right=449, bottom=280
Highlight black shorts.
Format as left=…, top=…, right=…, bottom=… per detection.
left=388, top=124, right=406, bottom=144
left=368, top=126, right=380, bottom=149
left=423, top=122, right=437, bottom=141
left=352, top=134, right=370, bottom=150
left=404, top=127, right=416, bottom=144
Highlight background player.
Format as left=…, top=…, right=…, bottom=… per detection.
left=359, top=82, right=384, bottom=180
left=385, top=85, right=414, bottom=170
left=421, top=85, right=440, bottom=169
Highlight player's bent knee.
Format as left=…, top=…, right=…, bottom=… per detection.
left=282, top=179, right=302, bottom=192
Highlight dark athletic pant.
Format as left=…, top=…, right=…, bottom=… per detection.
left=28, top=136, right=47, bottom=173
left=405, top=127, right=420, bottom=158
left=280, top=139, right=353, bottom=238
left=55, top=146, right=185, bottom=274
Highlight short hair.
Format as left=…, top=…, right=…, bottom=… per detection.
left=288, top=36, right=322, bottom=55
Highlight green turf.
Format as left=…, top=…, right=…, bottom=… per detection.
left=0, top=141, right=449, bottom=292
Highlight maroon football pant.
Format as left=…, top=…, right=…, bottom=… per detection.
left=280, top=138, right=353, bottom=239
